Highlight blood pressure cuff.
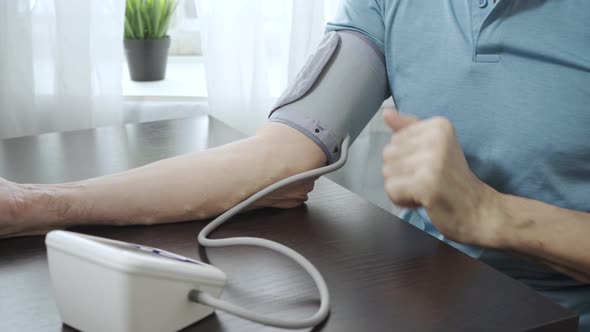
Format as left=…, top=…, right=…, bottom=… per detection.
left=268, top=30, right=390, bottom=164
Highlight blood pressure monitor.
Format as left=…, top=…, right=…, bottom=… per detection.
left=43, top=29, right=375, bottom=330
left=45, top=134, right=350, bottom=332
left=46, top=230, right=226, bottom=332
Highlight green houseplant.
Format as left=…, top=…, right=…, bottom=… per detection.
left=124, top=0, right=178, bottom=81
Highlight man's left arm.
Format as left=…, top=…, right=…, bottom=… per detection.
left=381, top=110, right=590, bottom=283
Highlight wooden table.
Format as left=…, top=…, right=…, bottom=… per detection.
left=0, top=114, right=578, bottom=331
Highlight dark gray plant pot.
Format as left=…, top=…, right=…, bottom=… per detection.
left=124, top=37, right=171, bottom=82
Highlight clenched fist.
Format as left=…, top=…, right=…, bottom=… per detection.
left=381, top=110, right=502, bottom=247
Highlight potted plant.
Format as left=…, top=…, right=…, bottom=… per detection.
left=124, top=0, right=178, bottom=81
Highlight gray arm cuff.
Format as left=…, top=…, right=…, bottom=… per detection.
left=268, top=30, right=389, bottom=164
left=268, top=108, right=341, bottom=164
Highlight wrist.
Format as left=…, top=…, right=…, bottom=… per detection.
left=20, top=184, right=79, bottom=231
left=468, top=182, right=510, bottom=249
left=476, top=187, right=514, bottom=249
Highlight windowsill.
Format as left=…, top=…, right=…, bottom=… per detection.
left=120, top=55, right=395, bottom=131
left=122, top=56, right=208, bottom=100
left=121, top=56, right=209, bottom=124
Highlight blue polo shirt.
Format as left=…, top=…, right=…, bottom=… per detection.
left=326, top=0, right=590, bottom=330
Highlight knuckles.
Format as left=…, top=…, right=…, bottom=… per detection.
left=382, top=116, right=464, bottom=210
left=384, top=179, right=399, bottom=199
left=381, top=164, right=390, bottom=178
left=382, top=144, right=396, bottom=162
left=383, top=115, right=456, bottom=182
left=427, top=116, right=455, bottom=140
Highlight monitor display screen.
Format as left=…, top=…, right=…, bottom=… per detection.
left=104, top=239, right=206, bottom=266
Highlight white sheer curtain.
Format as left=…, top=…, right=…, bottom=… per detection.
left=197, top=0, right=340, bottom=135
left=167, top=0, right=202, bottom=55
left=0, top=0, right=124, bottom=139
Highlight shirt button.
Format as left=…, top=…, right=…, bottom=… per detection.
left=478, top=0, right=488, bottom=8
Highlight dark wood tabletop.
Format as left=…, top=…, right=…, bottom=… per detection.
left=0, top=113, right=578, bottom=332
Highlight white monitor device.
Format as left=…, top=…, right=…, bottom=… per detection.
left=45, top=136, right=351, bottom=331
left=46, top=230, right=226, bottom=332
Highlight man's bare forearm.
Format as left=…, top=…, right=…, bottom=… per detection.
left=491, top=193, right=590, bottom=283
left=10, top=123, right=326, bottom=236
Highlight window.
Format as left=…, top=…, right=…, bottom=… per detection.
left=168, top=0, right=202, bottom=55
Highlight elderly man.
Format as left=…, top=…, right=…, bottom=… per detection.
left=1, top=1, right=589, bottom=330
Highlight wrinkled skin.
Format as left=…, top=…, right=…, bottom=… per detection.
left=0, top=178, right=27, bottom=238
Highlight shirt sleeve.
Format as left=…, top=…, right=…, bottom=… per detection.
left=325, top=0, right=386, bottom=54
